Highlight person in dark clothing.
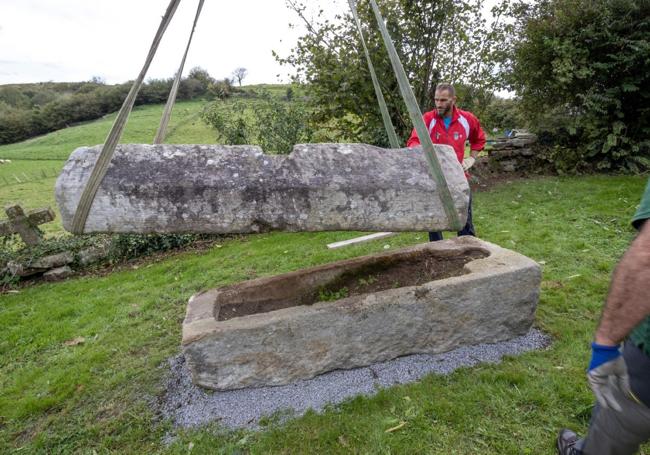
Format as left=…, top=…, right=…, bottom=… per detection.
left=557, top=178, right=650, bottom=454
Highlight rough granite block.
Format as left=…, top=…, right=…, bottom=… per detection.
left=182, top=236, right=541, bottom=391
left=55, top=143, right=469, bottom=234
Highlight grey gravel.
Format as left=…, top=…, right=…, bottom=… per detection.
left=157, top=329, right=549, bottom=430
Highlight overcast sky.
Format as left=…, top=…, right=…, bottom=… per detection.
left=0, top=0, right=345, bottom=85
left=0, top=0, right=503, bottom=88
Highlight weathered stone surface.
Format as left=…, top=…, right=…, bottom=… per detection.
left=43, top=266, right=73, bottom=281
left=78, top=245, right=109, bottom=266
left=55, top=143, right=469, bottom=234
left=501, top=160, right=517, bottom=172
left=7, top=261, right=44, bottom=277
left=182, top=236, right=541, bottom=391
left=31, top=252, right=74, bottom=269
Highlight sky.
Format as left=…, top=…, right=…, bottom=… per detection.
left=0, top=0, right=344, bottom=85
left=0, top=0, right=503, bottom=87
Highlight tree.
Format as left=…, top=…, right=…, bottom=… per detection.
left=499, top=0, right=650, bottom=173
left=187, top=66, right=215, bottom=95
left=89, top=76, right=106, bottom=85
left=201, top=91, right=314, bottom=154
left=274, top=0, right=509, bottom=145
left=208, top=78, right=234, bottom=100
left=232, top=67, right=248, bottom=87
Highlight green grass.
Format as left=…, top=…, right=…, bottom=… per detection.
left=0, top=161, right=64, bottom=234
left=1, top=173, right=648, bottom=453
left=0, top=100, right=218, bottom=162
left=0, top=93, right=647, bottom=453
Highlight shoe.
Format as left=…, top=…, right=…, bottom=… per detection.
left=556, top=429, right=582, bottom=454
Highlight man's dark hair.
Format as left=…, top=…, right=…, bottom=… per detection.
left=435, top=83, right=455, bottom=97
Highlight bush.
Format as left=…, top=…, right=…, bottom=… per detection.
left=201, top=101, right=251, bottom=144
left=502, top=0, right=650, bottom=173
left=0, top=232, right=227, bottom=287
left=201, top=93, right=314, bottom=154
left=254, top=95, right=314, bottom=154
left=0, top=108, right=34, bottom=144
left=208, top=79, right=234, bottom=100
left=0, top=69, right=219, bottom=145
left=107, top=233, right=218, bottom=262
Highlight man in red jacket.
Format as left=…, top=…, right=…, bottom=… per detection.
left=406, top=83, right=486, bottom=241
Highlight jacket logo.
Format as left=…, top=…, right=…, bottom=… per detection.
left=454, top=132, right=460, bottom=140
left=436, top=132, right=440, bottom=140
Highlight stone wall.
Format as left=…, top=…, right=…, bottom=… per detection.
left=1, top=242, right=109, bottom=283
left=488, top=133, right=538, bottom=173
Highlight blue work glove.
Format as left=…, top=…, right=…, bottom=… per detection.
left=587, top=342, right=630, bottom=412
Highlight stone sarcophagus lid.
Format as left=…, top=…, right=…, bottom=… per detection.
left=182, top=237, right=541, bottom=391
left=54, top=143, right=469, bottom=234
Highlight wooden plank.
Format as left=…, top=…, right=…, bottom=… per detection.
left=327, top=232, right=396, bottom=249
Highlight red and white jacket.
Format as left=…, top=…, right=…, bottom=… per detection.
left=406, top=106, right=486, bottom=167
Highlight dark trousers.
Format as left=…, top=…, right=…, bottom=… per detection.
left=578, top=343, right=650, bottom=454
left=428, top=193, right=475, bottom=241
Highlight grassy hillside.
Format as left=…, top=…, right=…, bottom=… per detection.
left=0, top=99, right=217, bottom=162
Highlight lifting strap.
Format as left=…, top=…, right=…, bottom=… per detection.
left=347, top=0, right=400, bottom=149
left=368, top=0, right=462, bottom=231
left=71, top=0, right=182, bottom=234
left=154, top=0, right=205, bottom=144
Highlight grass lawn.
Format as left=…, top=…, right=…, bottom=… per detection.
left=1, top=172, right=648, bottom=453
left=0, top=100, right=218, bottom=162
left=0, top=90, right=647, bottom=452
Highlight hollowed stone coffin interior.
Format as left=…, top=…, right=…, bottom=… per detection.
left=182, top=237, right=541, bottom=391
left=55, top=143, right=469, bottom=234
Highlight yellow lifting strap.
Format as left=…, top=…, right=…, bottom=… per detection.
left=154, top=0, right=205, bottom=144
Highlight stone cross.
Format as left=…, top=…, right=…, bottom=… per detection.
left=0, top=204, right=55, bottom=246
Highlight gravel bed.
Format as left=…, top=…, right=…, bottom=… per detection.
left=157, top=329, right=549, bottom=431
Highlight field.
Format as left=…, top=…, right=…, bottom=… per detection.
left=0, top=94, right=648, bottom=453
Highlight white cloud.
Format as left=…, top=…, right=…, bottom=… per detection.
left=0, top=0, right=345, bottom=85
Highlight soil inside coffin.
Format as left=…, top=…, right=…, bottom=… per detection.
left=216, top=247, right=489, bottom=322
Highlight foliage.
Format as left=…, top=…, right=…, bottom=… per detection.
left=499, top=0, right=650, bottom=173
left=0, top=232, right=226, bottom=287
left=275, top=0, right=510, bottom=146
left=207, top=78, right=235, bottom=100
left=480, top=96, right=525, bottom=131
left=318, top=286, right=349, bottom=302
left=0, top=67, right=219, bottom=146
left=201, top=101, right=251, bottom=145
left=201, top=92, right=314, bottom=154
left=254, top=95, right=314, bottom=154
left=106, top=233, right=222, bottom=263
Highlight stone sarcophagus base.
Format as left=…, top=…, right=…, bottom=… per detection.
left=182, top=237, right=541, bottom=391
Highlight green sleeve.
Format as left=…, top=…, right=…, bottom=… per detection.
left=632, top=178, right=650, bottom=230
